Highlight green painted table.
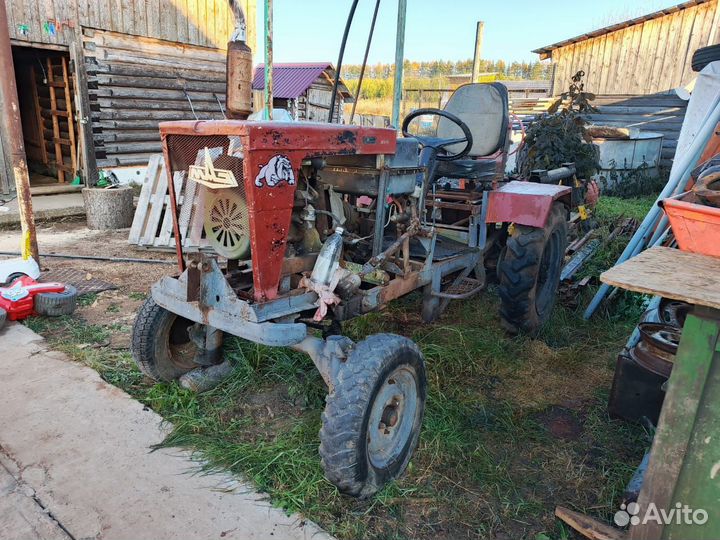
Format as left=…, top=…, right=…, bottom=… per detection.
left=601, top=247, right=720, bottom=540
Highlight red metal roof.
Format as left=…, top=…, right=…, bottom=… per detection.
left=251, top=63, right=352, bottom=99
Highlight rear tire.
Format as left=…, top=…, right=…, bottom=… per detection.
left=131, top=297, right=212, bottom=381
left=0, top=308, right=6, bottom=329
left=692, top=44, right=720, bottom=72
left=34, top=285, right=78, bottom=317
left=319, top=334, right=426, bottom=498
left=498, top=202, right=567, bottom=333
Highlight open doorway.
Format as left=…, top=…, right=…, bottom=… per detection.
left=13, top=45, right=77, bottom=185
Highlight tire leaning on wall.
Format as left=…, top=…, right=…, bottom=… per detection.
left=692, top=44, right=720, bottom=72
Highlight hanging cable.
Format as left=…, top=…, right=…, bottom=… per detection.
left=328, top=0, right=360, bottom=123
left=349, top=0, right=381, bottom=125
left=183, top=86, right=199, bottom=120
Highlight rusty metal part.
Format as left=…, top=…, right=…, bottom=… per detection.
left=485, top=180, right=572, bottom=228
left=0, top=0, right=38, bottom=262
left=692, top=165, right=720, bottom=207
left=629, top=322, right=680, bottom=378
left=161, top=121, right=396, bottom=301
left=659, top=298, right=691, bottom=329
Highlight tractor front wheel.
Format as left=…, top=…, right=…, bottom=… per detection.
left=319, top=334, right=426, bottom=498
left=131, top=297, right=219, bottom=381
left=498, top=202, right=567, bottom=333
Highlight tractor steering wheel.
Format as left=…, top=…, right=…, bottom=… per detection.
left=402, top=108, right=473, bottom=161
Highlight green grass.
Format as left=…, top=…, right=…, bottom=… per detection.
left=24, top=194, right=656, bottom=539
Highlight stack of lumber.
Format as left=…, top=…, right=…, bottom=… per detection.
left=83, top=29, right=228, bottom=168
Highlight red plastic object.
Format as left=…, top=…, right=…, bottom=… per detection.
left=0, top=276, right=66, bottom=321
left=661, top=198, right=720, bottom=257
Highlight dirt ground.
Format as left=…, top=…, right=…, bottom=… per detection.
left=1, top=220, right=171, bottom=326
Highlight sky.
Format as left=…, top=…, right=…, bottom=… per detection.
left=253, top=0, right=683, bottom=65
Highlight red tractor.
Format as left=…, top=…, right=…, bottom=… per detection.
left=132, top=82, right=580, bottom=497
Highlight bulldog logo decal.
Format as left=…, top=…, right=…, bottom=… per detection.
left=254, top=155, right=295, bottom=188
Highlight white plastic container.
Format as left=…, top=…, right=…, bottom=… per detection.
left=310, top=227, right=345, bottom=286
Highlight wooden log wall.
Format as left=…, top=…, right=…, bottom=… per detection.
left=548, top=0, right=719, bottom=95
left=83, top=28, right=227, bottom=167
left=584, top=93, right=689, bottom=167
left=5, top=0, right=256, bottom=51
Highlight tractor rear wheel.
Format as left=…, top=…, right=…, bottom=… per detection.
left=498, top=202, right=567, bottom=334
left=131, top=297, right=217, bottom=381
left=319, top=334, right=426, bottom=498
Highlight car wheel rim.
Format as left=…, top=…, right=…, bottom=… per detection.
left=367, top=366, right=418, bottom=470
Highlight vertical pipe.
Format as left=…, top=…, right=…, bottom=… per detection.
left=471, top=21, right=484, bottom=83
left=391, top=0, right=407, bottom=129
left=0, top=0, right=38, bottom=262
left=263, top=0, right=273, bottom=120
left=349, top=0, right=381, bottom=125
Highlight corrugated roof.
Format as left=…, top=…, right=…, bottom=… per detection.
left=533, top=0, right=710, bottom=57
left=251, top=63, right=353, bottom=100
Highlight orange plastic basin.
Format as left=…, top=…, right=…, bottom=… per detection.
left=662, top=198, right=720, bottom=257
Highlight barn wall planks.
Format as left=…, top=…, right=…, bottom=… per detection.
left=83, top=28, right=227, bottom=167
left=6, top=0, right=256, bottom=51
left=547, top=1, right=719, bottom=95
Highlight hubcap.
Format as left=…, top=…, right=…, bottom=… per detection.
left=367, top=367, right=418, bottom=469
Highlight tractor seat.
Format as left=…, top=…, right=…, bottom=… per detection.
left=435, top=83, right=509, bottom=180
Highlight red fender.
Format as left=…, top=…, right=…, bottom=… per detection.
left=485, top=180, right=572, bottom=228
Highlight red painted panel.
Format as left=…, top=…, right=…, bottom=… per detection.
left=486, top=180, right=572, bottom=228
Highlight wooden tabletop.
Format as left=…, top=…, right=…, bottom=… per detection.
left=600, top=247, right=720, bottom=310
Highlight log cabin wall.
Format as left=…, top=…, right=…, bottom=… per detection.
left=82, top=28, right=227, bottom=167
left=539, top=0, right=719, bottom=95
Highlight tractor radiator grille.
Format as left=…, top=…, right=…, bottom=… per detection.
left=163, top=134, right=249, bottom=259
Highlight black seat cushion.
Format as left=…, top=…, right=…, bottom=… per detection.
left=436, top=158, right=498, bottom=180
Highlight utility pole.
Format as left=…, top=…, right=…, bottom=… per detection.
left=263, top=0, right=273, bottom=120
left=471, top=21, right=485, bottom=83
left=0, top=0, right=38, bottom=261
left=391, top=0, right=407, bottom=129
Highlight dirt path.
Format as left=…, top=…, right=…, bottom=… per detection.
left=0, top=322, right=331, bottom=540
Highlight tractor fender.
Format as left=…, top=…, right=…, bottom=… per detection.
left=485, top=180, right=572, bottom=228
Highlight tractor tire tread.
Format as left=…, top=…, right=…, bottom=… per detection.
left=498, top=203, right=567, bottom=334
left=319, top=333, right=425, bottom=498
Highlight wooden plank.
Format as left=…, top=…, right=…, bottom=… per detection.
left=650, top=18, right=670, bottom=94
left=601, top=247, right=720, bottom=309
left=555, top=507, right=626, bottom=540
left=71, top=33, right=99, bottom=185
left=155, top=172, right=183, bottom=247
left=659, top=11, right=684, bottom=92
left=61, top=56, right=78, bottom=175
left=88, top=30, right=227, bottom=62
left=187, top=0, right=200, bottom=44
left=94, top=87, right=221, bottom=101
left=140, top=159, right=169, bottom=245
left=94, top=74, right=226, bottom=92
left=121, top=0, right=134, bottom=34
left=175, top=0, right=189, bottom=43
left=129, top=154, right=162, bottom=244
left=672, top=6, right=698, bottom=89
left=88, top=62, right=227, bottom=82
left=133, top=0, right=147, bottom=36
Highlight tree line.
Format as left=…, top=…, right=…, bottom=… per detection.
left=342, top=58, right=552, bottom=81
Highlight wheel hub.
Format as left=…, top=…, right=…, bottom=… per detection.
left=367, top=368, right=418, bottom=469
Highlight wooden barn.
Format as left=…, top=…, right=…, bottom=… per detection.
left=251, top=63, right=353, bottom=123
left=533, top=0, right=719, bottom=167
left=0, top=0, right=257, bottom=195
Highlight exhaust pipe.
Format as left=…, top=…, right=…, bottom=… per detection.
left=226, top=0, right=253, bottom=119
